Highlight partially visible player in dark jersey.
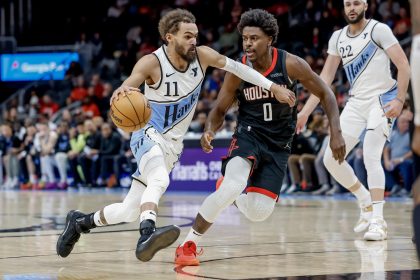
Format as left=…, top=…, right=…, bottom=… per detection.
left=174, top=9, right=346, bottom=266
left=409, top=0, right=420, bottom=257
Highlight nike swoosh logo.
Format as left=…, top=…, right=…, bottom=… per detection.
left=166, top=72, right=175, bottom=77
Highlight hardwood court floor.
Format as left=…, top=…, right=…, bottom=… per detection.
left=0, top=189, right=419, bottom=279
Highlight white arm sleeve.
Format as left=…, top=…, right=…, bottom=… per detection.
left=221, top=57, right=273, bottom=91
left=372, top=22, right=399, bottom=50
left=412, top=34, right=420, bottom=125
left=327, top=30, right=341, bottom=56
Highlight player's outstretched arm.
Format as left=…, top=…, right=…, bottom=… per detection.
left=296, top=54, right=341, bottom=133
left=200, top=73, right=240, bottom=153
left=110, top=54, right=159, bottom=105
left=287, top=53, right=345, bottom=163
left=197, top=46, right=295, bottom=107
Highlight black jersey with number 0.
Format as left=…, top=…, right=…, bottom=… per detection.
left=236, top=48, right=298, bottom=148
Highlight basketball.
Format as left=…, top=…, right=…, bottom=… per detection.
left=110, top=91, right=152, bottom=132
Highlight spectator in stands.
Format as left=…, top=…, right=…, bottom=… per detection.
left=20, top=125, right=39, bottom=190
left=68, top=122, right=86, bottom=187
left=393, top=7, right=411, bottom=40
left=96, top=123, right=121, bottom=187
left=116, top=130, right=134, bottom=186
left=287, top=113, right=325, bottom=193
left=0, top=123, right=22, bottom=189
left=90, top=73, right=105, bottom=99
left=34, top=122, right=58, bottom=189
left=216, top=22, right=240, bottom=57
left=383, top=110, right=414, bottom=196
left=40, top=94, right=60, bottom=118
left=189, top=112, right=207, bottom=133
left=378, top=0, right=400, bottom=22
left=98, top=83, right=113, bottom=117
left=61, top=109, right=76, bottom=127
left=54, top=121, right=71, bottom=189
left=74, top=32, right=94, bottom=75
left=68, top=76, right=88, bottom=104
left=81, top=96, right=101, bottom=118
left=79, top=120, right=100, bottom=187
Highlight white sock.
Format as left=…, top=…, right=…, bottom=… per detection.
left=140, top=210, right=157, bottom=223
left=372, top=201, right=385, bottom=219
left=182, top=228, right=203, bottom=246
left=93, top=210, right=106, bottom=226
left=353, top=184, right=371, bottom=207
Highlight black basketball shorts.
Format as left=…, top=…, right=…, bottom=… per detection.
left=221, top=128, right=290, bottom=200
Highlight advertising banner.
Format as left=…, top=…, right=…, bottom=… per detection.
left=170, top=147, right=228, bottom=192
left=1, top=52, right=79, bottom=81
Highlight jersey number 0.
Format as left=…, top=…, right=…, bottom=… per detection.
left=263, top=103, right=273, bottom=121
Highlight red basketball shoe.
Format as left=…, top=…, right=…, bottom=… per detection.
left=174, top=241, right=202, bottom=266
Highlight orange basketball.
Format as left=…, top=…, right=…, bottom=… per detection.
left=110, top=91, right=152, bottom=132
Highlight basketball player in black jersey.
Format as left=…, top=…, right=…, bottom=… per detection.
left=174, top=9, right=346, bottom=266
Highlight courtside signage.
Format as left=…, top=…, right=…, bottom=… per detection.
left=0, top=52, right=79, bottom=81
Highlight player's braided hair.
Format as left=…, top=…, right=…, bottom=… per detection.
left=237, top=9, right=279, bottom=45
left=158, top=9, right=196, bottom=42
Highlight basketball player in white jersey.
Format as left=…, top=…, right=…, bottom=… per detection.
left=56, top=9, right=297, bottom=261
left=296, top=0, right=410, bottom=241
left=409, top=0, right=420, bottom=257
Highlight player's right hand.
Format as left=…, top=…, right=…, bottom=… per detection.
left=296, top=112, right=309, bottom=134
left=110, top=86, right=140, bottom=106
left=329, top=131, right=346, bottom=164
left=201, top=130, right=215, bottom=153
left=270, top=84, right=296, bottom=107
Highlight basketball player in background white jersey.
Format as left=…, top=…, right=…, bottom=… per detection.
left=296, top=0, right=410, bottom=241
left=56, top=9, right=298, bottom=261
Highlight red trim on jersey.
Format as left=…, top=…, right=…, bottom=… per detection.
left=242, top=55, right=247, bottom=64
left=246, top=156, right=257, bottom=177
left=263, top=48, right=278, bottom=77
left=246, top=186, right=278, bottom=201
left=227, top=137, right=239, bottom=157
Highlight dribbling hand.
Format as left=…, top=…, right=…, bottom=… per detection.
left=110, top=86, right=140, bottom=106
left=270, top=84, right=296, bottom=107
left=201, top=130, right=215, bottom=153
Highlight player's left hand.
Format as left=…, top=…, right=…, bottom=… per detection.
left=200, top=130, right=215, bottom=153
left=382, top=99, right=403, bottom=118
left=270, top=84, right=296, bottom=107
left=413, top=126, right=420, bottom=156
left=329, top=131, right=346, bottom=164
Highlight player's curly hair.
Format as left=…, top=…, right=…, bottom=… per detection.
left=237, top=9, right=279, bottom=45
left=158, top=9, right=196, bottom=41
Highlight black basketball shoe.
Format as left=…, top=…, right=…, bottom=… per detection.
left=135, top=219, right=180, bottom=262
left=56, top=210, right=94, bottom=257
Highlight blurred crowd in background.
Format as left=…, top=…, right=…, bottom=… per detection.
left=0, top=0, right=415, bottom=196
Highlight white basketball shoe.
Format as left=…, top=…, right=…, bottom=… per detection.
left=354, top=204, right=373, bottom=233
left=364, top=218, right=388, bottom=241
